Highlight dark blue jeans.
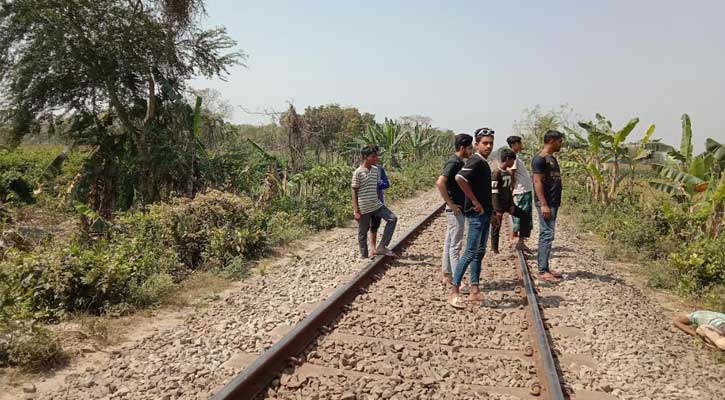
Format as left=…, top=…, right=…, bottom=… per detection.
left=452, top=210, right=493, bottom=287
left=535, top=204, right=559, bottom=273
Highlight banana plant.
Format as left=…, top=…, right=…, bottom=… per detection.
left=353, top=118, right=406, bottom=169
left=645, top=113, right=694, bottom=171
left=562, top=127, right=602, bottom=201
left=404, top=124, right=433, bottom=162
left=578, top=114, right=640, bottom=203
left=624, top=123, right=656, bottom=189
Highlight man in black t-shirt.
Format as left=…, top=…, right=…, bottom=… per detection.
left=532, top=130, right=565, bottom=283
left=448, top=128, right=495, bottom=308
left=436, top=134, right=473, bottom=285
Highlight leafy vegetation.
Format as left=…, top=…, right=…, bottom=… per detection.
left=525, top=109, right=725, bottom=312
left=0, top=1, right=451, bottom=371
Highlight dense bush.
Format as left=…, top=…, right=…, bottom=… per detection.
left=0, top=156, right=443, bottom=321
left=0, top=190, right=262, bottom=320
left=0, top=323, right=67, bottom=372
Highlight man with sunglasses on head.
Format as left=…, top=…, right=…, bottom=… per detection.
left=448, top=128, right=495, bottom=308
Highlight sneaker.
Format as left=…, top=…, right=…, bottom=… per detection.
left=375, top=247, right=395, bottom=257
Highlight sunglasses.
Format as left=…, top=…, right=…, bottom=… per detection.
left=475, top=128, right=495, bottom=137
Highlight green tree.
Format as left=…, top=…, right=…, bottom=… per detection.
left=0, top=0, right=243, bottom=203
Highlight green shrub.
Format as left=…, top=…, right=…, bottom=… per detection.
left=1, top=324, right=67, bottom=372
left=128, top=272, right=176, bottom=308
left=266, top=211, right=307, bottom=246
left=0, top=190, right=262, bottom=320
left=667, top=237, right=725, bottom=301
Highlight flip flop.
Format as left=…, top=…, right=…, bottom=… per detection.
left=448, top=296, right=465, bottom=309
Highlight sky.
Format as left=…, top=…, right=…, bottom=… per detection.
left=193, top=0, right=725, bottom=151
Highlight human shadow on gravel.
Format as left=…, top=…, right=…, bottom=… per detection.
left=399, top=254, right=438, bottom=263
left=537, top=295, right=566, bottom=308
left=562, top=270, right=628, bottom=286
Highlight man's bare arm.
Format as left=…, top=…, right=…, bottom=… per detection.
left=436, top=176, right=460, bottom=213
left=533, top=173, right=552, bottom=220
left=533, top=173, right=547, bottom=208
left=673, top=315, right=698, bottom=337
left=351, top=187, right=361, bottom=221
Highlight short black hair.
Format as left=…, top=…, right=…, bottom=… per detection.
left=454, top=134, right=473, bottom=150
left=361, top=145, right=378, bottom=158
left=543, top=130, right=565, bottom=144
left=499, top=148, right=517, bottom=161
left=474, top=127, right=494, bottom=143
left=506, top=136, right=522, bottom=147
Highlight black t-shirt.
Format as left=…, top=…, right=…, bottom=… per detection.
left=531, top=154, right=562, bottom=207
left=491, top=167, right=513, bottom=212
left=455, top=153, right=492, bottom=214
left=440, top=155, right=465, bottom=207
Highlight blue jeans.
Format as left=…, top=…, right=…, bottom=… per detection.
left=535, top=204, right=558, bottom=273
left=452, top=210, right=492, bottom=287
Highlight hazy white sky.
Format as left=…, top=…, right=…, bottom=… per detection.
left=193, top=0, right=725, bottom=151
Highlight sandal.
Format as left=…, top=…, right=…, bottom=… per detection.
left=448, top=296, right=465, bottom=309
left=538, top=273, right=561, bottom=283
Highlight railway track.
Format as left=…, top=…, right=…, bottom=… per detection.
left=213, top=205, right=566, bottom=400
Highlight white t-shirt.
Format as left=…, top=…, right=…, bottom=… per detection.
left=510, top=158, right=533, bottom=195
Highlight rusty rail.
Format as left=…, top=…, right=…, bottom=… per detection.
left=211, top=204, right=445, bottom=400
left=517, top=248, right=566, bottom=400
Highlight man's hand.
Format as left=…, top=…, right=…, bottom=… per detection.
left=473, top=201, right=484, bottom=215
left=449, top=204, right=461, bottom=215
left=541, top=205, right=551, bottom=220
left=354, top=211, right=361, bottom=221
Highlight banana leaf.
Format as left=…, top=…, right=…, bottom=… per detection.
left=680, top=113, right=693, bottom=164
left=588, top=163, right=605, bottom=185
left=72, top=200, right=109, bottom=232
left=560, top=160, right=583, bottom=170
left=40, top=143, right=75, bottom=182
left=653, top=164, right=703, bottom=185
left=645, top=142, right=676, bottom=153
left=705, top=138, right=725, bottom=161
left=613, top=117, right=639, bottom=147
left=247, top=138, right=276, bottom=161
left=649, top=181, right=684, bottom=197
left=688, top=155, right=707, bottom=180
left=192, top=96, right=203, bottom=138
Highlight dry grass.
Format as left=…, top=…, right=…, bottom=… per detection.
left=163, top=271, right=232, bottom=307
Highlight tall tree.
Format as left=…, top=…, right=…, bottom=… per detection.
left=0, top=0, right=243, bottom=203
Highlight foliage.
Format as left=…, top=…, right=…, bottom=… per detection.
left=0, top=0, right=243, bottom=203
left=564, top=178, right=725, bottom=312
left=303, top=104, right=374, bottom=159
left=0, top=323, right=67, bottom=372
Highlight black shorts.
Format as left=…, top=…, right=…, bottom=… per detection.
left=370, top=215, right=382, bottom=232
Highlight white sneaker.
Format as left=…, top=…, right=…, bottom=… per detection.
left=376, top=247, right=395, bottom=257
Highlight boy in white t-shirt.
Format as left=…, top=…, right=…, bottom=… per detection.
left=506, top=136, right=533, bottom=251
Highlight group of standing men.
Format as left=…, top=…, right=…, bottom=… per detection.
left=435, top=128, right=565, bottom=308
left=350, top=129, right=565, bottom=308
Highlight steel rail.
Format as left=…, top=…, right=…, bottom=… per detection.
left=516, top=248, right=566, bottom=400
left=211, top=203, right=445, bottom=400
